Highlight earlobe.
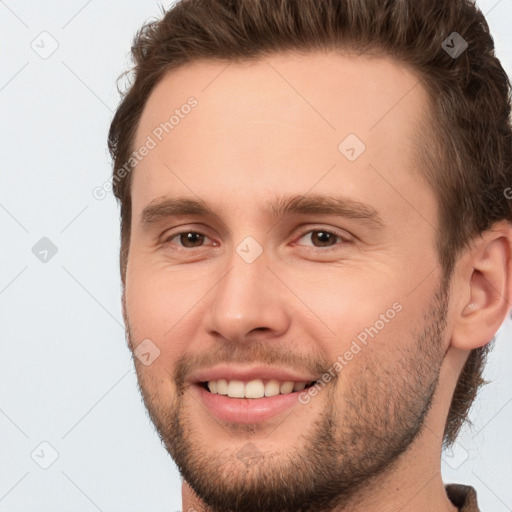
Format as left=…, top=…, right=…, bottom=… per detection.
left=451, top=222, right=512, bottom=350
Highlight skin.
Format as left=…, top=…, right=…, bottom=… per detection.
left=123, top=52, right=512, bottom=511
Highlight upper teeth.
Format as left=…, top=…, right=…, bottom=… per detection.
left=207, top=379, right=310, bottom=399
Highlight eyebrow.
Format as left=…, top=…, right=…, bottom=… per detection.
left=140, top=194, right=384, bottom=229
left=268, top=194, right=384, bottom=228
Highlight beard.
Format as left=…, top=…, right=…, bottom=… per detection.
left=126, top=281, right=449, bottom=512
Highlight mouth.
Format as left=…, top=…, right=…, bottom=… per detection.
left=194, top=378, right=320, bottom=423
left=189, top=366, right=322, bottom=423
left=199, top=378, right=319, bottom=399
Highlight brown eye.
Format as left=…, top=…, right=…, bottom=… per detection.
left=296, top=229, right=348, bottom=249
left=309, top=231, right=338, bottom=247
left=177, top=232, right=205, bottom=248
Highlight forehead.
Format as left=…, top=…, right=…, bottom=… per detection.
left=131, top=51, right=435, bottom=229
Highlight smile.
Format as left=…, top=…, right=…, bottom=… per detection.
left=203, top=378, right=318, bottom=399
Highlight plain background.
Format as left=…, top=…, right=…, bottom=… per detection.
left=0, top=1, right=511, bottom=510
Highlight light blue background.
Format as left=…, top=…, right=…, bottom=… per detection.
left=0, top=1, right=511, bottom=510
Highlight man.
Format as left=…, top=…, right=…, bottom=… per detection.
left=107, top=0, right=512, bottom=510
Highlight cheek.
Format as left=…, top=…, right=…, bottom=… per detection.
left=283, top=267, right=403, bottom=334
left=283, top=266, right=428, bottom=374
left=124, top=263, right=206, bottom=366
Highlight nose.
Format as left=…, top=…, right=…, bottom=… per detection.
left=202, top=245, right=291, bottom=343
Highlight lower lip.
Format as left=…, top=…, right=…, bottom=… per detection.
left=193, top=384, right=308, bottom=423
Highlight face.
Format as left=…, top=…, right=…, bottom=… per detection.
left=124, top=52, right=451, bottom=512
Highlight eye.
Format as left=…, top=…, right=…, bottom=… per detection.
left=161, top=227, right=351, bottom=253
left=164, top=231, right=214, bottom=249
left=294, top=228, right=351, bottom=250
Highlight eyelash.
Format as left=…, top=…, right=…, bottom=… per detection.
left=162, top=227, right=352, bottom=253
left=294, top=229, right=353, bottom=251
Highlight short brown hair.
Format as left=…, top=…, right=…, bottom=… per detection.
left=108, top=0, right=512, bottom=446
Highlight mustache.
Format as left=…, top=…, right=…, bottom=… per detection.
left=173, top=340, right=332, bottom=390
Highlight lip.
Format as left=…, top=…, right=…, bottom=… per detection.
left=193, top=382, right=309, bottom=423
left=187, top=364, right=320, bottom=424
left=187, top=364, right=319, bottom=385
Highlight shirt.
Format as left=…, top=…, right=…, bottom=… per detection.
left=446, top=484, right=480, bottom=512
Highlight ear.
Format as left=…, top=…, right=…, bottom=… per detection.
left=451, top=221, right=512, bottom=350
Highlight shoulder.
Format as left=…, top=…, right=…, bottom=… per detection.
left=445, top=483, right=480, bottom=512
